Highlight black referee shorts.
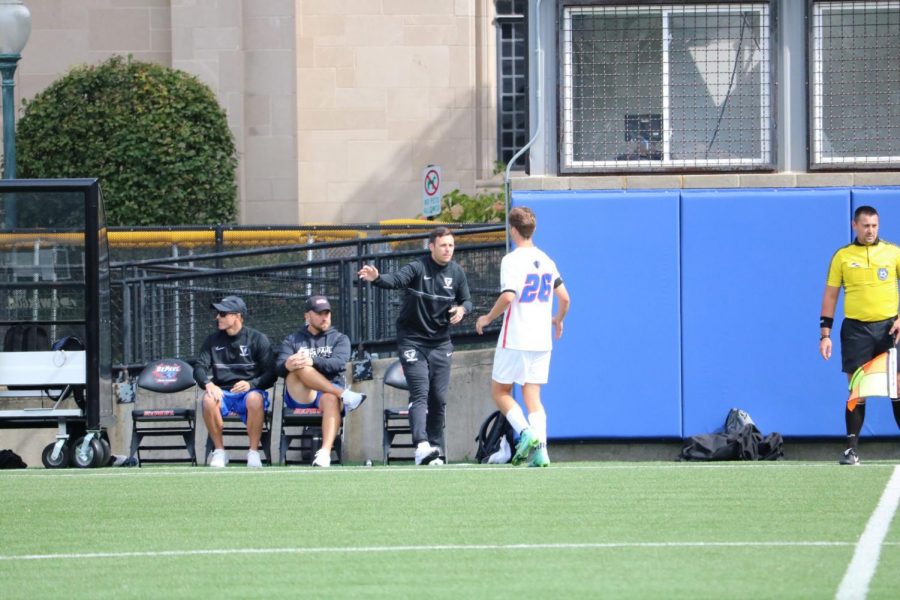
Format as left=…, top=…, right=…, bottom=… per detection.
left=840, top=317, right=898, bottom=373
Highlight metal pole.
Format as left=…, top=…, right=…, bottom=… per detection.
left=0, top=53, right=20, bottom=227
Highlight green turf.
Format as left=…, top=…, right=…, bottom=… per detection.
left=2, top=462, right=899, bottom=599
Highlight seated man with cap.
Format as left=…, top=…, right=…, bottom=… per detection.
left=194, top=295, right=276, bottom=468
left=276, top=295, right=366, bottom=467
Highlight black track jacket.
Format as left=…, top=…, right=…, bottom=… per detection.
left=193, top=325, right=276, bottom=391
left=373, top=255, right=473, bottom=344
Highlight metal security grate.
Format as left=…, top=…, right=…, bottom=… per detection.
left=496, top=0, right=530, bottom=169
left=810, top=0, right=900, bottom=169
left=560, top=2, right=773, bottom=172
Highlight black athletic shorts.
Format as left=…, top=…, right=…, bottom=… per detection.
left=840, top=317, right=898, bottom=373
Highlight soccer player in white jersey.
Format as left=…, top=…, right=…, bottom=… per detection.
left=475, top=206, right=570, bottom=466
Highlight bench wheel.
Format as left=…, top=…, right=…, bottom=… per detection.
left=98, top=438, right=111, bottom=467
left=71, top=436, right=105, bottom=468
left=42, top=442, right=71, bottom=469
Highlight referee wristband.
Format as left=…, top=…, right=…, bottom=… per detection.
left=820, top=316, right=834, bottom=329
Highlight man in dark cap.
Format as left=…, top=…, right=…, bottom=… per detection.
left=276, top=295, right=366, bottom=467
left=194, top=295, right=276, bottom=468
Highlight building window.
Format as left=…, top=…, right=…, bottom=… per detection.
left=496, top=0, right=529, bottom=169
left=811, top=1, right=900, bottom=169
left=560, top=2, right=773, bottom=173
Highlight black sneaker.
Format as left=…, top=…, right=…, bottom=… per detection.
left=839, top=448, right=860, bottom=466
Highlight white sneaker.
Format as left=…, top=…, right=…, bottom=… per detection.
left=209, top=449, right=228, bottom=468
left=341, top=389, right=367, bottom=412
left=429, top=458, right=444, bottom=466
left=415, top=442, right=440, bottom=465
left=312, top=448, right=331, bottom=467
left=246, top=450, right=262, bottom=468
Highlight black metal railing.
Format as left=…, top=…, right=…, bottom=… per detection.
left=110, top=226, right=505, bottom=371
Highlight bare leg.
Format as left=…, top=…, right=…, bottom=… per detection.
left=319, top=393, right=341, bottom=452
left=521, top=383, right=544, bottom=415
left=202, top=393, right=224, bottom=449
left=491, top=380, right=517, bottom=414
left=245, top=391, right=264, bottom=450
left=288, top=366, right=344, bottom=398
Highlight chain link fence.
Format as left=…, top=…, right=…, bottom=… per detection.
left=111, top=226, right=506, bottom=370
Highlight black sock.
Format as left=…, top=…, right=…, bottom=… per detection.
left=846, top=403, right=866, bottom=450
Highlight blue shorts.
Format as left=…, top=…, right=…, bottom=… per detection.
left=220, top=389, right=270, bottom=423
left=283, top=388, right=323, bottom=410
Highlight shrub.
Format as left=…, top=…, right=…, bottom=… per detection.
left=424, top=188, right=506, bottom=223
left=16, top=55, right=237, bottom=226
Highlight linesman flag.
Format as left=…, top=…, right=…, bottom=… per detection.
left=847, top=348, right=898, bottom=412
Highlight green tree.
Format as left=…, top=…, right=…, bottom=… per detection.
left=16, top=55, right=236, bottom=226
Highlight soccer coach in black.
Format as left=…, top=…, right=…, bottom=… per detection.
left=358, top=226, right=472, bottom=465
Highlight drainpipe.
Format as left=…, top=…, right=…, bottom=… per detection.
left=503, top=0, right=543, bottom=252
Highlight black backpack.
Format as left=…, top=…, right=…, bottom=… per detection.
left=0, top=449, right=27, bottom=469
left=3, top=323, right=49, bottom=352
left=3, top=324, right=50, bottom=392
left=474, top=410, right=516, bottom=464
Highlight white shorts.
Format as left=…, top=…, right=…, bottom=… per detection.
left=491, top=348, right=551, bottom=386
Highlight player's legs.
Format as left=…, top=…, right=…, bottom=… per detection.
left=490, top=349, right=530, bottom=434
left=522, top=384, right=545, bottom=438
left=201, top=392, right=225, bottom=449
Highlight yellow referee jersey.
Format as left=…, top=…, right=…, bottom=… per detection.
left=826, top=239, right=900, bottom=321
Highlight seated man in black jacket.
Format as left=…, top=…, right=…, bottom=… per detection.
left=194, top=295, right=276, bottom=468
left=276, top=295, right=366, bottom=467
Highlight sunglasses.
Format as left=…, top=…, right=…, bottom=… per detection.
left=216, top=311, right=235, bottom=318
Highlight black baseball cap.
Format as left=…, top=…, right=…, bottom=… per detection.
left=305, top=295, right=332, bottom=313
left=210, top=295, right=247, bottom=315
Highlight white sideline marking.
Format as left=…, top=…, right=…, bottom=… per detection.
left=0, top=540, right=871, bottom=562
left=1, top=461, right=883, bottom=480
left=835, top=466, right=900, bottom=600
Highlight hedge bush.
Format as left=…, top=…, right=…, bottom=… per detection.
left=16, top=55, right=236, bottom=226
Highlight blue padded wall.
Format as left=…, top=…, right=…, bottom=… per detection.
left=849, top=188, right=900, bottom=436
left=680, top=188, right=851, bottom=437
left=512, top=190, right=682, bottom=438
left=509, top=186, right=900, bottom=440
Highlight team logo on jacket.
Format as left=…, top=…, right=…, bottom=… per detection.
left=443, top=277, right=453, bottom=289
left=403, top=349, right=418, bottom=363
left=239, top=345, right=250, bottom=357
left=878, top=268, right=889, bottom=280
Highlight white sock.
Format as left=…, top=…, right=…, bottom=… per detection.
left=504, top=404, right=530, bottom=434
left=417, top=441, right=431, bottom=451
left=528, top=409, right=547, bottom=444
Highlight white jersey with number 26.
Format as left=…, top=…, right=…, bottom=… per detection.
left=497, top=245, right=560, bottom=352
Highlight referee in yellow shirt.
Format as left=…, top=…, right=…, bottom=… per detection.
left=820, top=205, right=900, bottom=465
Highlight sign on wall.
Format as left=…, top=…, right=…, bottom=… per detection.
left=422, top=165, right=442, bottom=218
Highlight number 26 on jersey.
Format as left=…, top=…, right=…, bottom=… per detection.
left=521, top=273, right=552, bottom=303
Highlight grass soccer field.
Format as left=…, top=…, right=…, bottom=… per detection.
left=2, top=462, right=900, bottom=599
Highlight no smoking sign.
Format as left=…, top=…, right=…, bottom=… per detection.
left=422, top=165, right=442, bottom=218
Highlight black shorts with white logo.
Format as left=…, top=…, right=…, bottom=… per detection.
left=840, top=317, right=898, bottom=373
